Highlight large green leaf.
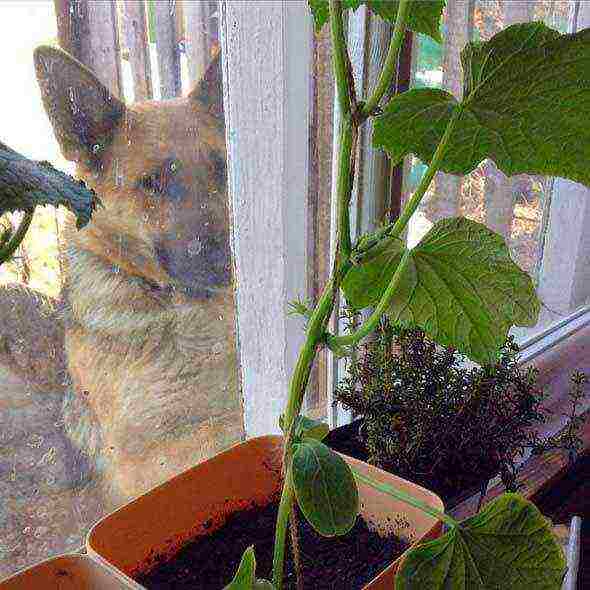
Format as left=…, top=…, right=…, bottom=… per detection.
left=291, top=439, right=359, bottom=537
left=396, top=493, right=566, bottom=590
left=308, top=1, right=444, bottom=42
left=343, top=217, right=539, bottom=364
left=343, top=234, right=406, bottom=310
left=374, top=23, right=590, bottom=187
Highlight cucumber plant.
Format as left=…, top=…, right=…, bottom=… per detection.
left=226, top=1, right=590, bottom=587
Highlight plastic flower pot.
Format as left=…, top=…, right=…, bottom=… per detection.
left=0, top=553, right=131, bottom=589
left=86, top=435, right=444, bottom=589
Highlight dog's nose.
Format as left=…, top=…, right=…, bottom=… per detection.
left=155, top=232, right=232, bottom=299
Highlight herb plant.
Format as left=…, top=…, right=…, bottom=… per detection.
left=335, top=324, right=586, bottom=498
left=226, top=1, right=590, bottom=588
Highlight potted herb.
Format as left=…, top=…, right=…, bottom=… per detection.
left=330, top=323, right=587, bottom=506
left=78, top=0, right=590, bottom=588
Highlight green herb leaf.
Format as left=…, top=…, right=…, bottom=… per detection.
left=224, top=546, right=256, bottom=590
left=396, top=493, right=566, bottom=590
left=308, top=1, right=444, bottom=42
left=374, top=23, right=590, bottom=187
left=343, top=218, right=539, bottom=364
left=0, top=141, right=100, bottom=228
left=343, top=235, right=406, bottom=310
left=291, top=439, right=359, bottom=537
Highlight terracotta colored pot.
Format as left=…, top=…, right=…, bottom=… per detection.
left=0, top=554, right=131, bottom=589
left=87, top=435, right=444, bottom=589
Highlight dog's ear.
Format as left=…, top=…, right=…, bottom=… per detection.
left=34, top=45, right=125, bottom=167
left=188, top=51, right=224, bottom=122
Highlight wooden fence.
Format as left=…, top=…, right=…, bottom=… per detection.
left=53, top=0, right=219, bottom=101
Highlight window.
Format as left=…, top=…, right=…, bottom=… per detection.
left=1, top=0, right=589, bottom=579
left=0, top=0, right=240, bottom=577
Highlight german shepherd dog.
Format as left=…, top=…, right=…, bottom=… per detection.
left=0, top=45, right=241, bottom=573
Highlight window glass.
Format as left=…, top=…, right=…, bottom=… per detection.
left=0, top=0, right=241, bottom=577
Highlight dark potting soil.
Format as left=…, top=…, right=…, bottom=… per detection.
left=533, top=452, right=590, bottom=589
left=135, top=501, right=408, bottom=590
left=324, top=420, right=492, bottom=508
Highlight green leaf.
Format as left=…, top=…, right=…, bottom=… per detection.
left=0, top=141, right=100, bottom=228
left=291, top=439, right=359, bottom=537
left=308, top=1, right=444, bottom=42
left=365, top=1, right=444, bottom=43
left=224, top=546, right=256, bottom=590
left=343, top=234, right=406, bottom=310
left=343, top=218, right=540, bottom=364
left=374, top=23, right=590, bottom=187
left=396, top=493, right=566, bottom=590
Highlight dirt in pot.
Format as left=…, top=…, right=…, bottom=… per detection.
left=135, top=501, right=408, bottom=590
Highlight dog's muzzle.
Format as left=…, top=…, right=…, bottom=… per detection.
left=155, top=231, right=232, bottom=300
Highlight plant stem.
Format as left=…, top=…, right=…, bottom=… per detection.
left=328, top=249, right=411, bottom=348
left=330, top=0, right=353, bottom=116
left=0, top=210, right=34, bottom=266
left=361, top=0, right=411, bottom=118
left=272, top=467, right=296, bottom=588
left=389, top=106, right=463, bottom=237
left=353, top=470, right=459, bottom=528
left=335, top=117, right=355, bottom=260
left=354, top=104, right=464, bottom=264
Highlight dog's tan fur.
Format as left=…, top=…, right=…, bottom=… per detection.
left=0, top=45, right=243, bottom=521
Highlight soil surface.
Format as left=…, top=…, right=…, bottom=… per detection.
left=533, top=453, right=590, bottom=589
left=135, top=501, right=408, bottom=590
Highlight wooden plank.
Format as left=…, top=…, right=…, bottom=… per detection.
left=219, top=1, right=313, bottom=436
left=121, top=0, right=153, bottom=102
left=54, top=0, right=82, bottom=58
left=483, top=161, right=513, bottom=236
left=388, top=31, right=413, bottom=223
left=358, top=11, right=393, bottom=232
left=54, top=0, right=122, bottom=97
left=307, top=23, right=335, bottom=414
left=184, top=0, right=217, bottom=86
left=426, top=0, right=473, bottom=222
left=153, top=0, right=181, bottom=99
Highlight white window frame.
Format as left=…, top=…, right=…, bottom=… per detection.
left=220, top=0, right=590, bottom=435
left=220, top=0, right=312, bottom=437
